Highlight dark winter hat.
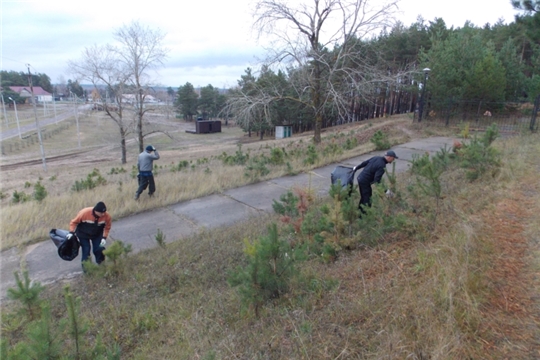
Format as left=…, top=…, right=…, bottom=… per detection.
left=93, top=201, right=107, bottom=213
left=385, top=150, right=398, bottom=159
left=146, top=145, right=154, bottom=152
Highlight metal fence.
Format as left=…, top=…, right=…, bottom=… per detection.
left=414, top=95, right=540, bottom=134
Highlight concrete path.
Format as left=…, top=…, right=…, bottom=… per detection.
left=0, top=136, right=455, bottom=300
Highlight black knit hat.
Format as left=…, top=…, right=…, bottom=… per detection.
left=93, top=201, right=107, bottom=213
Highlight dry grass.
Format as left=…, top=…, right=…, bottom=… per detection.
left=0, top=113, right=430, bottom=250
left=3, top=127, right=540, bottom=357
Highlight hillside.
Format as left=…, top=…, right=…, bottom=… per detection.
left=1, top=115, right=540, bottom=358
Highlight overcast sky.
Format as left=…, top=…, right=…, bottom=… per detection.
left=1, top=0, right=520, bottom=90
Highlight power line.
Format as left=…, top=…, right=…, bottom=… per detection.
left=1, top=55, right=26, bottom=64
left=2, top=57, right=41, bottom=74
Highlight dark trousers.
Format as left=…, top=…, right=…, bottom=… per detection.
left=79, top=236, right=105, bottom=265
left=358, top=182, right=372, bottom=214
left=136, top=174, right=156, bottom=196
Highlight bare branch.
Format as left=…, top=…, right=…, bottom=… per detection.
left=244, top=0, right=408, bottom=142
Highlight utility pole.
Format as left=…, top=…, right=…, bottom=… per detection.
left=418, top=68, right=430, bottom=123
left=1, top=93, right=9, bottom=126
left=71, top=91, right=81, bottom=148
left=8, top=97, right=22, bottom=139
left=27, top=64, right=48, bottom=172
left=53, top=94, right=57, bottom=123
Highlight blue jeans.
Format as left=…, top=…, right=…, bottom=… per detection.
left=79, top=236, right=105, bottom=265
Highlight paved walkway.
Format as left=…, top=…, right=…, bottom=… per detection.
left=0, top=136, right=455, bottom=300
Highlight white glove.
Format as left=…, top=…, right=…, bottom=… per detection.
left=385, top=189, right=395, bottom=198
left=66, top=233, right=74, bottom=240
left=152, top=146, right=156, bottom=151
left=100, top=238, right=107, bottom=247
left=352, top=166, right=356, bottom=172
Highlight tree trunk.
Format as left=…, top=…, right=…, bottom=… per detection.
left=121, top=137, right=127, bottom=164
left=137, top=89, right=144, bottom=153
left=313, top=61, right=322, bottom=144
left=119, top=127, right=127, bottom=164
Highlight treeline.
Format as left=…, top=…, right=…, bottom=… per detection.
left=0, top=70, right=53, bottom=93
left=0, top=70, right=87, bottom=103
left=0, top=71, right=54, bottom=104
left=173, top=9, right=539, bottom=137
left=173, top=83, right=227, bottom=121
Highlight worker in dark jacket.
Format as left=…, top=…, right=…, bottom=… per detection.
left=68, top=201, right=112, bottom=269
left=353, top=150, right=398, bottom=213
left=135, top=145, right=160, bottom=200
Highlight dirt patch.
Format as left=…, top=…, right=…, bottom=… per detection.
left=476, top=181, right=540, bottom=357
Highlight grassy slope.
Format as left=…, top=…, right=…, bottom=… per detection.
left=2, top=125, right=540, bottom=357
left=1, top=112, right=427, bottom=250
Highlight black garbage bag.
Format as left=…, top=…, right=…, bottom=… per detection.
left=331, top=166, right=355, bottom=194
left=50, top=229, right=80, bottom=261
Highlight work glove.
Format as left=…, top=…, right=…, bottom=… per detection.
left=152, top=146, right=156, bottom=151
left=66, top=232, right=75, bottom=240
left=100, top=238, right=107, bottom=247
left=352, top=166, right=356, bottom=172
left=385, top=189, right=395, bottom=198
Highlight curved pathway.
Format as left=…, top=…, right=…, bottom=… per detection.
left=0, top=136, right=455, bottom=300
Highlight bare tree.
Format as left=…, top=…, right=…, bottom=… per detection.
left=225, top=67, right=288, bottom=139
left=69, top=45, right=133, bottom=164
left=111, top=21, right=168, bottom=152
left=248, top=0, right=405, bottom=143
left=69, top=21, right=168, bottom=161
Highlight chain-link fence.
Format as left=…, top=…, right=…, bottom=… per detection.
left=414, top=95, right=540, bottom=134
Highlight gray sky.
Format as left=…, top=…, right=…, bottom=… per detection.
left=1, top=0, right=520, bottom=89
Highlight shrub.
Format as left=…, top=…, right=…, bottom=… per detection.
left=14, top=305, right=64, bottom=359
left=220, top=144, right=249, bottom=165
left=244, top=156, right=270, bottom=180
left=343, top=137, right=358, bottom=150
left=370, top=130, right=391, bottom=150
left=171, top=160, right=189, bottom=172
left=71, top=168, right=107, bottom=192
left=101, top=240, right=133, bottom=277
left=323, top=141, right=342, bottom=157
left=409, top=152, right=447, bottom=224
left=356, top=185, right=408, bottom=246
left=108, top=167, right=126, bottom=175
left=131, top=165, right=138, bottom=179
left=227, top=223, right=299, bottom=317
left=155, top=228, right=166, bottom=248
left=285, top=162, right=297, bottom=175
left=7, top=270, right=44, bottom=321
left=458, top=124, right=501, bottom=181
left=269, top=147, right=285, bottom=165
left=64, top=285, right=87, bottom=359
left=12, top=190, right=30, bottom=203
left=328, top=183, right=360, bottom=236
left=303, top=144, right=319, bottom=165
left=460, top=122, right=470, bottom=139
left=272, top=190, right=299, bottom=218
left=33, top=181, right=47, bottom=202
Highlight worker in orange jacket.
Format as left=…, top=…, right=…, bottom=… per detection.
left=68, top=201, right=112, bottom=269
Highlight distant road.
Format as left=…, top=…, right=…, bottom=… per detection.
left=0, top=104, right=92, bottom=142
